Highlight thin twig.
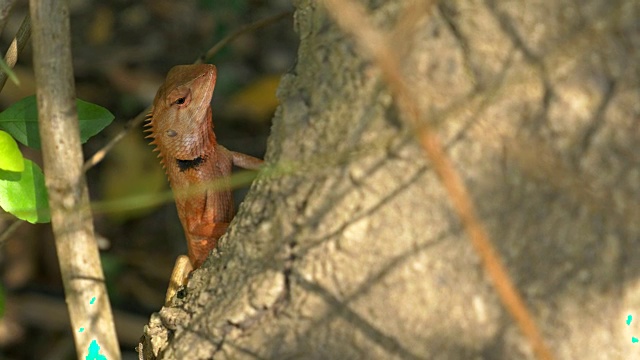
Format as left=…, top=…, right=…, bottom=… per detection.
left=89, top=168, right=259, bottom=216
left=0, top=0, right=17, bottom=35
left=83, top=10, right=291, bottom=173
left=0, top=219, right=22, bottom=248
left=0, top=14, right=30, bottom=91
left=320, top=1, right=554, bottom=359
left=82, top=107, right=150, bottom=172
left=196, top=10, right=292, bottom=64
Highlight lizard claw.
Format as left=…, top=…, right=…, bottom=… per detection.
left=164, top=255, right=193, bottom=305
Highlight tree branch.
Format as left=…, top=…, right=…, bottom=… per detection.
left=29, top=0, right=120, bottom=358
left=0, top=14, right=31, bottom=91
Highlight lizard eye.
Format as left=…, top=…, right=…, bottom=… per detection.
left=168, top=87, right=191, bottom=107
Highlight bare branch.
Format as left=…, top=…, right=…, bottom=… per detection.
left=197, top=10, right=292, bottom=64
left=29, top=0, right=120, bottom=358
left=0, top=14, right=31, bottom=91
left=81, top=107, right=150, bottom=173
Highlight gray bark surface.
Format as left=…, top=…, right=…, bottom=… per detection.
left=142, top=0, right=640, bottom=359
left=31, top=0, right=120, bottom=358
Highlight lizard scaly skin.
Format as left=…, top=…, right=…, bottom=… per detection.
left=145, top=64, right=262, bottom=299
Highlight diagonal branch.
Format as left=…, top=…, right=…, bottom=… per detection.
left=197, top=10, right=292, bottom=64
left=0, top=14, right=31, bottom=91
left=320, top=1, right=554, bottom=359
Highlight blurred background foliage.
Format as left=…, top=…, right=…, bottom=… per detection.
left=0, top=0, right=295, bottom=358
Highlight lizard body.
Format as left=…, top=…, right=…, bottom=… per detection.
left=146, top=64, right=263, bottom=275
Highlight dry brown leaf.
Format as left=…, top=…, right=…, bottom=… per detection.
left=224, top=74, right=280, bottom=123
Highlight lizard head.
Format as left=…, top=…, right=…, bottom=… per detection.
left=146, top=64, right=218, bottom=166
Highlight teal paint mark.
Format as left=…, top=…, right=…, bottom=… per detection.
left=627, top=315, right=639, bottom=344
left=82, top=297, right=108, bottom=359
left=85, top=339, right=107, bottom=360
left=79, top=295, right=96, bottom=333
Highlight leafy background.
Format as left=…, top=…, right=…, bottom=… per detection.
left=0, top=0, right=294, bottom=358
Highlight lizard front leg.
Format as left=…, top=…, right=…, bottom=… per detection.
left=230, top=150, right=263, bottom=170
left=164, top=222, right=229, bottom=304
left=218, top=145, right=264, bottom=170
left=165, top=255, right=192, bottom=305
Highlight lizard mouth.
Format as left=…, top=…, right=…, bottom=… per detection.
left=176, top=156, right=205, bottom=172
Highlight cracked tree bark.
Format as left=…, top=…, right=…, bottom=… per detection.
left=141, top=0, right=640, bottom=359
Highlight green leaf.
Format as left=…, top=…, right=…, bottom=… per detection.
left=0, top=130, right=24, bottom=172
left=0, top=158, right=50, bottom=223
left=0, top=58, right=19, bottom=85
left=76, top=99, right=116, bottom=145
left=0, top=95, right=114, bottom=148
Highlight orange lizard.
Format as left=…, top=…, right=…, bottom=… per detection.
left=146, top=64, right=263, bottom=300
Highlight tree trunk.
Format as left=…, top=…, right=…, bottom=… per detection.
left=142, top=0, right=640, bottom=358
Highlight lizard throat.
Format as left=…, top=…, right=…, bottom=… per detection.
left=176, top=156, right=205, bottom=172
